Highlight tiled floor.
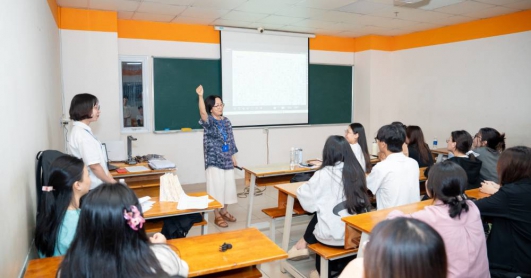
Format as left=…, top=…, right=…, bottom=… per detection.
left=182, top=179, right=317, bottom=278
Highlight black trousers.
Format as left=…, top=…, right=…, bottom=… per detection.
left=303, top=215, right=355, bottom=275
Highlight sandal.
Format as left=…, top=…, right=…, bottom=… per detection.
left=220, top=211, right=237, bottom=222
left=215, top=216, right=228, bottom=228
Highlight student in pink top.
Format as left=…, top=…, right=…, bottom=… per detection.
left=388, top=160, right=490, bottom=278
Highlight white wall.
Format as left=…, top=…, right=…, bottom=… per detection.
left=380, top=31, right=531, bottom=147
left=0, top=1, right=63, bottom=277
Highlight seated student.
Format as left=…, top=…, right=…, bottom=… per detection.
left=367, top=124, right=420, bottom=210
left=287, top=136, right=371, bottom=278
left=475, top=146, right=531, bottom=278
left=345, top=123, right=372, bottom=173
left=339, top=218, right=448, bottom=278
left=378, top=122, right=409, bottom=160
left=387, top=161, right=489, bottom=278
left=472, top=127, right=506, bottom=182
left=446, top=130, right=482, bottom=189
left=35, top=155, right=91, bottom=258
left=58, top=183, right=189, bottom=277
left=406, top=125, right=434, bottom=168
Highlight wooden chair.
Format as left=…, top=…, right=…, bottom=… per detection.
left=308, top=243, right=358, bottom=278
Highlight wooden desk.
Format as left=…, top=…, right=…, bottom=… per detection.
left=243, top=164, right=314, bottom=228
left=342, top=188, right=490, bottom=256
left=143, top=192, right=222, bottom=235
left=431, top=148, right=449, bottom=163
left=110, top=162, right=175, bottom=197
left=24, top=228, right=287, bottom=278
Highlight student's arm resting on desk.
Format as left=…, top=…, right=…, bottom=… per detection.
left=474, top=188, right=508, bottom=217
left=296, top=171, right=321, bottom=213
left=89, top=164, right=117, bottom=183
left=196, top=85, right=208, bottom=122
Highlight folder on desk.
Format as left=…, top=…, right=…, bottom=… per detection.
left=149, top=159, right=176, bottom=170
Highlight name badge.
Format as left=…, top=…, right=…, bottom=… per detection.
left=222, top=144, right=229, bottom=152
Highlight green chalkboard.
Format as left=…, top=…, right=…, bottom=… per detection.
left=309, top=64, right=352, bottom=124
left=153, top=58, right=221, bottom=131
left=153, top=59, right=352, bottom=130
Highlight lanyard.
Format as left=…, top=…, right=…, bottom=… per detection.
left=215, top=118, right=227, bottom=143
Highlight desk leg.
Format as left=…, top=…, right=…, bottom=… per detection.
left=357, top=232, right=370, bottom=258
left=280, top=195, right=295, bottom=273
left=246, top=174, right=257, bottom=228
left=202, top=212, right=208, bottom=235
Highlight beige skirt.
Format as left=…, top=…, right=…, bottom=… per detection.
left=205, top=166, right=237, bottom=206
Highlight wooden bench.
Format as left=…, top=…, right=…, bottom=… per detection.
left=262, top=193, right=309, bottom=242
left=308, top=243, right=358, bottom=278
left=144, top=217, right=209, bottom=235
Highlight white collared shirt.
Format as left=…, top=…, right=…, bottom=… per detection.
left=367, top=152, right=420, bottom=210
left=69, top=121, right=109, bottom=189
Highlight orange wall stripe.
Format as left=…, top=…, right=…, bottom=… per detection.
left=309, top=35, right=355, bottom=52
left=354, top=35, right=393, bottom=52
left=393, top=9, right=531, bottom=51
left=118, top=20, right=219, bottom=44
left=46, top=0, right=60, bottom=27
left=60, top=8, right=117, bottom=32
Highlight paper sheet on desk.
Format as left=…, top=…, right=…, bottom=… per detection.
left=177, top=194, right=213, bottom=210
left=125, top=166, right=150, bottom=172
left=139, top=196, right=155, bottom=213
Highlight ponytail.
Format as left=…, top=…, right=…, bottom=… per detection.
left=35, top=189, right=59, bottom=257
left=447, top=194, right=470, bottom=219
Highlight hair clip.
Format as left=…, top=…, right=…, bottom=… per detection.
left=456, top=195, right=463, bottom=201
left=42, top=186, right=54, bottom=192
left=219, top=242, right=233, bottom=252
left=123, top=205, right=145, bottom=231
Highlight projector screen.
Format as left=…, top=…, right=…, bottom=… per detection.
left=220, top=30, right=309, bottom=127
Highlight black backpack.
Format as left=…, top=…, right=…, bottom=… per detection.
left=35, top=150, right=66, bottom=213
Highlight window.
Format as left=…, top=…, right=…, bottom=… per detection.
left=119, top=56, right=149, bottom=133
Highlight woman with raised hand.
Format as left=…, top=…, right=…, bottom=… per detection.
left=340, top=218, right=448, bottom=278
left=387, top=161, right=489, bottom=278
left=196, top=85, right=239, bottom=228
left=35, top=155, right=91, bottom=257
left=68, top=93, right=116, bottom=189
left=345, top=123, right=372, bottom=173
left=446, top=130, right=482, bottom=189
left=288, top=135, right=370, bottom=277
left=472, top=127, right=506, bottom=182
left=58, top=183, right=188, bottom=278
left=406, top=125, right=434, bottom=168
left=475, top=146, right=531, bottom=277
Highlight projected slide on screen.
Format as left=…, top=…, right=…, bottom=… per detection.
left=221, top=30, right=309, bottom=127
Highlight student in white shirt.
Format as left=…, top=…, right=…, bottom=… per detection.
left=345, top=123, right=372, bottom=173
left=367, top=124, right=420, bottom=210
left=68, top=93, right=116, bottom=189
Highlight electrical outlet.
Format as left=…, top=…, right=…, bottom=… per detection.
left=60, top=116, right=70, bottom=126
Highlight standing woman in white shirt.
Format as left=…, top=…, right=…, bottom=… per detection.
left=69, top=93, right=117, bottom=189
left=345, top=123, right=372, bottom=173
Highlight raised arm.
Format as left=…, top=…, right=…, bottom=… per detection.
left=196, top=85, right=208, bottom=122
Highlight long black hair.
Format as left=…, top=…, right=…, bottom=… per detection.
left=427, top=161, right=469, bottom=218
left=349, top=123, right=372, bottom=173
left=35, top=155, right=85, bottom=257
left=406, top=125, right=432, bottom=165
left=58, top=183, right=173, bottom=278
left=321, top=135, right=370, bottom=214
left=364, top=218, right=447, bottom=278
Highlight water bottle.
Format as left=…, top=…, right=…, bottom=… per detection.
left=372, top=141, right=378, bottom=156
left=296, top=148, right=303, bottom=164
left=290, top=147, right=297, bottom=169
left=432, top=137, right=438, bottom=149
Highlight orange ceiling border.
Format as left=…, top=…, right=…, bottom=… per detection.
left=46, top=0, right=60, bottom=27
left=392, top=9, right=531, bottom=51
left=118, top=20, right=219, bottom=44
left=59, top=7, right=117, bottom=32
left=54, top=7, right=531, bottom=52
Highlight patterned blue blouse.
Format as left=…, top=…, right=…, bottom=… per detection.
left=199, top=115, right=238, bottom=170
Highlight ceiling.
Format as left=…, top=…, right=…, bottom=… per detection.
left=56, top=0, right=531, bottom=37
